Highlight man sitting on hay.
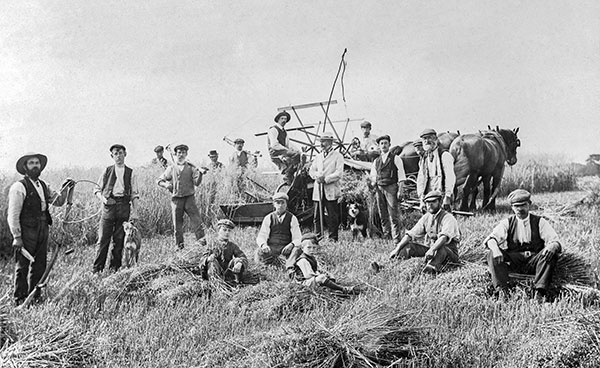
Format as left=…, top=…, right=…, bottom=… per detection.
left=200, top=219, right=248, bottom=284
left=388, top=190, right=461, bottom=273
left=255, top=192, right=302, bottom=266
left=484, top=189, right=561, bottom=301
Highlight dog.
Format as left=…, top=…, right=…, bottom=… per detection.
left=347, top=203, right=368, bottom=241
left=122, top=221, right=142, bottom=268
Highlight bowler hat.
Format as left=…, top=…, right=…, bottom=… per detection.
left=319, top=132, right=335, bottom=141
left=217, top=219, right=235, bottom=229
left=16, top=153, right=48, bottom=175
left=272, top=192, right=289, bottom=201
left=274, top=111, right=291, bottom=123
left=154, top=145, right=164, bottom=153
left=508, top=189, right=531, bottom=205
left=301, top=233, right=319, bottom=243
left=174, top=144, right=189, bottom=152
left=376, top=135, right=391, bottom=144
left=424, top=190, right=443, bottom=202
left=208, top=150, right=219, bottom=157
left=419, top=128, right=437, bottom=138
left=360, top=121, right=372, bottom=128
left=234, top=138, right=245, bottom=144
left=109, top=144, right=126, bottom=152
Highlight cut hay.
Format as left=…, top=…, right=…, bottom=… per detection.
left=0, top=321, right=94, bottom=368
left=0, top=298, right=16, bottom=347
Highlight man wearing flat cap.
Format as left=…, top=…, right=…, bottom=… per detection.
left=412, top=140, right=425, bottom=158
left=484, top=189, right=562, bottom=301
left=388, top=190, right=461, bottom=272
left=152, top=145, right=168, bottom=169
left=93, top=144, right=140, bottom=273
left=268, top=111, right=301, bottom=185
left=8, top=153, right=75, bottom=305
left=157, top=144, right=206, bottom=249
left=370, top=134, right=407, bottom=243
left=255, top=192, right=302, bottom=266
left=200, top=219, right=248, bottom=284
left=359, top=121, right=380, bottom=161
left=416, top=128, right=456, bottom=212
left=207, top=150, right=224, bottom=171
left=309, top=132, right=344, bottom=241
left=229, top=138, right=252, bottom=169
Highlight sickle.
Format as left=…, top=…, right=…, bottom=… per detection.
left=18, top=184, right=75, bottom=309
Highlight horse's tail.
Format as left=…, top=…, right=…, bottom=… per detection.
left=450, top=137, right=471, bottom=189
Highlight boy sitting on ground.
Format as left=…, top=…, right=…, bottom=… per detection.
left=291, top=233, right=359, bottom=294
left=200, top=219, right=248, bottom=284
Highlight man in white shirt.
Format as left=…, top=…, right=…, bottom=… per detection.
left=255, top=192, right=302, bottom=266
left=416, top=128, right=456, bottom=212
left=8, top=152, right=74, bottom=305
left=93, top=144, right=140, bottom=273
left=485, top=189, right=561, bottom=300
left=369, top=135, right=406, bottom=243
left=267, top=111, right=301, bottom=185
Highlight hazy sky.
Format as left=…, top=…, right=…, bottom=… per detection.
left=1, top=0, right=599, bottom=172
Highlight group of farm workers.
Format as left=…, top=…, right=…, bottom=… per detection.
left=7, top=110, right=562, bottom=306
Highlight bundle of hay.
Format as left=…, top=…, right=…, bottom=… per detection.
left=0, top=321, right=94, bottom=368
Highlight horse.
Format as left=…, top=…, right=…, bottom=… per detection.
left=450, top=126, right=520, bottom=211
left=391, top=131, right=460, bottom=179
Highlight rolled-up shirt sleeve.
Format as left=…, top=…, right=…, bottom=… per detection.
left=256, top=215, right=272, bottom=246
left=539, top=218, right=561, bottom=252
left=395, top=155, right=406, bottom=182
left=157, top=166, right=172, bottom=184
left=441, top=151, right=455, bottom=199
left=369, top=162, right=377, bottom=184
left=297, top=258, right=318, bottom=279
left=268, top=127, right=287, bottom=152
left=406, top=215, right=427, bottom=239
left=438, top=214, right=461, bottom=243
left=7, top=182, right=26, bottom=239
left=290, top=215, right=302, bottom=246
left=486, top=219, right=510, bottom=248
left=94, top=172, right=105, bottom=195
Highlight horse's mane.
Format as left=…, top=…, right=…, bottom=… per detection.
left=480, top=130, right=508, bottom=157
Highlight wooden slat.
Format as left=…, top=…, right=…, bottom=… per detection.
left=277, top=100, right=337, bottom=111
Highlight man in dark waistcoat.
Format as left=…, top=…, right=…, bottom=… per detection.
left=93, top=144, right=140, bottom=273
left=485, top=189, right=561, bottom=300
left=7, top=152, right=74, bottom=305
left=369, top=134, right=407, bottom=243
left=152, top=145, right=168, bottom=169
left=267, top=111, right=301, bottom=185
left=388, top=190, right=461, bottom=273
left=255, top=192, right=302, bottom=266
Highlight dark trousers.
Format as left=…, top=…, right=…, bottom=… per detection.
left=14, top=216, right=49, bottom=302
left=93, top=202, right=130, bottom=272
left=171, top=195, right=205, bottom=247
left=205, top=257, right=244, bottom=282
left=397, top=242, right=459, bottom=271
left=313, top=195, right=340, bottom=241
left=376, top=183, right=401, bottom=243
left=487, top=250, right=558, bottom=290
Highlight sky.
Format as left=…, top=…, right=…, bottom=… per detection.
left=1, top=0, right=599, bottom=172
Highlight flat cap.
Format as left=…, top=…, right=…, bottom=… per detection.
left=360, top=121, right=372, bottom=128
left=376, top=135, right=391, bottom=144
left=301, top=233, right=319, bottom=243
left=174, top=144, right=189, bottom=152
left=217, top=219, right=235, bottom=229
left=412, top=140, right=423, bottom=147
left=508, top=189, right=531, bottom=205
left=109, top=144, right=126, bottom=152
left=419, top=128, right=437, bottom=138
left=424, top=190, right=443, bottom=202
left=154, top=145, right=164, bottom=152
left=208, top=150, right=219, bottom=157
left=319, top=132, right=335, bottom=141
left=274, top=111, right=291, bottom=123
left=272, top=192, right=289, bottom=201
left=234, top=138, right=245, bottom=144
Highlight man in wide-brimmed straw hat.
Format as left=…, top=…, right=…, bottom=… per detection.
left=484, top=189, right=562, bottom=302
left=207, top=149, right=224, bottom=170
left=309, top=132, right=344, bottom=242
left=8, top=152, right=74, bottom=305
left=93, top=144, right=140, bottom=273
left=255, top=192, right=302, bottom=266
left=416, top=128, right=456, bottom=212
left=267, top=111, right=301, bottom=185
left=388, top=190, right=461, bottom=273
left=369, top=134, right=407, bottom=244
left=157, top=144, right=206, bottom=249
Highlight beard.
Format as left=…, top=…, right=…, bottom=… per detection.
left=423, top=143, right=436, bottom=152
left=26, top=167, right=41, bottom=180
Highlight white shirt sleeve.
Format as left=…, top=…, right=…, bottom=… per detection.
left=395, top=155, right=406, bottom=182
left=256, top=215, right=272, bottom=247
left=268, top=126, right=287, bottom=151
left=290, top=215, right=302, bottom=246
left=539, top=217, right=560, bottom=245
left=297, top=258, right=318, bottom=279
left=369, top=161, right=377, bottom=185
left=441, top=151, right=455, bottom=199
left=7, top=182, right=26, bottom=239
left=487, top=219, right=510, bottom=248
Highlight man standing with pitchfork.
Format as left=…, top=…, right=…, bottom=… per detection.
left=309, top=132, right=344, bottom=242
